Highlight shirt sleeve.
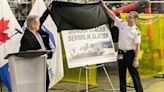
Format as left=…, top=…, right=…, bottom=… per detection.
left=134, top=30, right=141, bottom=44
left=115, top=17, right=124, bottom=30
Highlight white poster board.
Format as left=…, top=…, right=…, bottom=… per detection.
left=62, top=24, right=116, bottom=68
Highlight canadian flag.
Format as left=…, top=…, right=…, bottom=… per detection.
left=0, top=0, right=23, bottom=92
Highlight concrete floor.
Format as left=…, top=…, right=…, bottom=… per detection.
left=48, top=65, right=164, bottom=92
left=1, top=62, right=164, bottom=92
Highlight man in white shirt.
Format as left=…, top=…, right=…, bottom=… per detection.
left=102, top=1, right=143, bottom=92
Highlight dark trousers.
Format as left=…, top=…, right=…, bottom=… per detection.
left=117, top=50, right=143, bottom=92
left=46, top=68, right=50, bottom=92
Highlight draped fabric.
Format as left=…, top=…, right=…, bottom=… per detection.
left=40, top=1, right=113, bottom=85
left=120, top=13, right=164, bottom=83
left=40, top=1, right=111, bottom=32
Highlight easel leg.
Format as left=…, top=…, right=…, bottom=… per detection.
left=77, top=66, right=89, bottom=92
left=102, top=64, right=116, bottom=92
left=77, top=64, right=116, bottom=92
left=77, top=67, right=82, bottom=92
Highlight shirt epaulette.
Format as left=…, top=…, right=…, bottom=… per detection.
left=135, top=28, right=141, bottom=36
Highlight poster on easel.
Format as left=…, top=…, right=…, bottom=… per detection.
left=62, top=24, right=117, bottom=68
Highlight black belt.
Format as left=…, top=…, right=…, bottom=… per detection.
left=119, top=49, right=134, bottom=53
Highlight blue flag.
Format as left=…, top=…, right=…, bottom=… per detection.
left=0, top=64, right=12, bottom=92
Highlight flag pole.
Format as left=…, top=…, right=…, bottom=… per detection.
left=0, top=32, right=20, bottom=46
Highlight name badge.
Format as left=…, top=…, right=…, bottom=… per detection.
left=117, top=53, right=123, bottom=60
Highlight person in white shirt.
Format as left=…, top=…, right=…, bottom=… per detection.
left=102, top=1, right=143, bottom=92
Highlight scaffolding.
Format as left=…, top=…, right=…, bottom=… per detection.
left=7, top=0, right=164, bottom=21
left=8, top=0, right=32, bottom=21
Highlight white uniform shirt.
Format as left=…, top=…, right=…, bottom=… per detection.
left=115, top=17, right=141, bottom=50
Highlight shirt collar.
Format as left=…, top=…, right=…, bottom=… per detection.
left=129, top=25, right=137, bottom=30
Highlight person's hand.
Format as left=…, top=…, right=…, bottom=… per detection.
left=101, top=0, right=106, bottom=7
left=48, top=4, right=52, bottom=11
left=133, top=58, right=139, bottom=68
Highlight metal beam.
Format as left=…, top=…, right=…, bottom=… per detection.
left=105, top=1, right=164, bottom=4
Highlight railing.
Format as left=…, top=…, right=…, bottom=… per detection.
left=105, top=1, right=164, bottom=4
